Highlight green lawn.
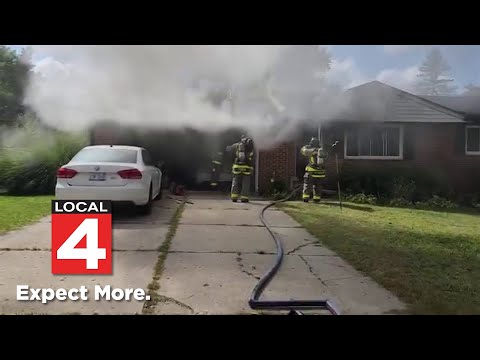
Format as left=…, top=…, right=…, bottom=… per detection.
left=278, top=201, right=480, bottom=315
left=0, top=195, right=54, bottom=234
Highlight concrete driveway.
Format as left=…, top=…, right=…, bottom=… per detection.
left=0, top=191, right=406, bottom=315
left=152, top=192, right=406, bottom=315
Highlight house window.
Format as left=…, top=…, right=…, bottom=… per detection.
left=466, top=126, right=480, bottom=155
left=344, top=125, right=403, bottom=160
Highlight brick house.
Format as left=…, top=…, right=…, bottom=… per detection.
left=258, top=81, right=480, bottom=197
left=90, top=80, right=480, bottom=197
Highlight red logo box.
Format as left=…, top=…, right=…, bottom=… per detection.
left=51, top=200, right=112, bottom=275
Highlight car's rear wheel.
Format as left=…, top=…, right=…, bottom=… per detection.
left=137, top=184, right=153, bottom=215
left=154, top=179, right=163, bottom=201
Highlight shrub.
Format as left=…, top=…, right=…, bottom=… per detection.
left=340, top=165, right=411, bottom=199
left=389, top=198, right=412, bottom=207
left=345, top=193, right=377, bottom=205
left=391, top=177, right=416, bottom=202
left=339, top=163, right=453, bottom=202
left=455, top=192, right=480, bottom=208
left=270, top=179, right=287, bottom=193
left=471, top=193, right=480, bottom=209
left=0, top=124, right=87, bottom=195
left=273, top=190, right=291, bottom=201
left=268, top=179, right=287, bottom=198
left=416, top=195, right=458, bottom=209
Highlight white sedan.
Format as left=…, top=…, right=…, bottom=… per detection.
left=55, top=145, right=162, bottom=213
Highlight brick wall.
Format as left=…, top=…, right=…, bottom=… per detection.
left=321, top=122, right=480, bottom=194
left=91, top=122, right=479, bottom=195
left=258, top=142, right=297, bottom=194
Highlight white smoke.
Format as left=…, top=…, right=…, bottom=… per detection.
left=24, top=45, right=349, bottom=149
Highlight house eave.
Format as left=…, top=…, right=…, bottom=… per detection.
left=321, top=118, right=466, bottom=126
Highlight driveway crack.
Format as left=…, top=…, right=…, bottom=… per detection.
left=286, top=241, right=317, bottom=255
left=299, top=255, right=328, bottom=286
left=142, top=203, right=185, bottom=314
left=147, top=294, right=194, bottom=314
left=236, top=252, right=260, bottom=280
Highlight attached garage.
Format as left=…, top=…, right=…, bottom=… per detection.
left=89, top=122, right=305, bottom=196
left=89, top=122, right=263, bottom=193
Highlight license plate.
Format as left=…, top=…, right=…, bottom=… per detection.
left=89, top=172, right=106, bottom=181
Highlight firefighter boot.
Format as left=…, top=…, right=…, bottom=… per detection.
left=313, top=179, right=322, bottom=203
left=241, top=174, right=250, bottom=203
left=231, top=174, right=242, bottom=202
left=303, top=172, right=312, bottom=203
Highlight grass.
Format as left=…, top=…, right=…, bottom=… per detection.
left=0, top=195, right=54, bottom=234
left=278, top=200, right=480, bottom=315
left=142, top=203, right=186, bottom=314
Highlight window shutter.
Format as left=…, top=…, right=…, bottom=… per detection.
left=403, top=125, right=415, bottom=160
left=454, top=124, right=466, bottom=155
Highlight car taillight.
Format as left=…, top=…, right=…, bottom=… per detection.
left=57, top=167, right=77, bottom=178
left=118, top=169, right=142, bottom=179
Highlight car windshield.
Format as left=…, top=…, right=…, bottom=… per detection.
left=70, top=148, right=138, bottom=164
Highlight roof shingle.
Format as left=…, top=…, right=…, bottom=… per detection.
left=332, top=81, right=466, bottom=123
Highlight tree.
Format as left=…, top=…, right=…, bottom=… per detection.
left=0, top=45, right=32, bottom=126
left=415, top=47, right=457, bottom=96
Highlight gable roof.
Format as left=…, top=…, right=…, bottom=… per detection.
left=335, top=81, right=466, bottom=123
left=419, top=95, right=480, bottom=118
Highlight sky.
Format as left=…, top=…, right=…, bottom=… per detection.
left=324, top=45, right=480, bottom=93
left=7, top=45, right=480, bottom=94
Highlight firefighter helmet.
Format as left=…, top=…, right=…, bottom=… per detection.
left=309, top=137, right=320, bottom=148
left=241, top=135, right=254, bottom=152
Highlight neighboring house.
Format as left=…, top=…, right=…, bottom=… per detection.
left=90, top=80, right=480, bottom=196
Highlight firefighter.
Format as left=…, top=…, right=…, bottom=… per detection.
left=301, top=137, right=327, bottom=203
left=210, top=151, right=223, bottom=190
left=226, top=135, right=255, bottom=203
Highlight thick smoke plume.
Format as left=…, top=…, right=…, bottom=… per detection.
left=24, top=45, right=349, bottom=149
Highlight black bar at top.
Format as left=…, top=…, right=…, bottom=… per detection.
left=52, top=200, right=112, bottom=214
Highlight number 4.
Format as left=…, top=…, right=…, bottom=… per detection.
left=57, top=219, right=107, bottom=270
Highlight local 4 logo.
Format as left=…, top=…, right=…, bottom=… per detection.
left=51, top=200, right=112, bottom=275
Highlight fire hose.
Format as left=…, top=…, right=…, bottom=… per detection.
left=248, top=185, right=340, bottom=315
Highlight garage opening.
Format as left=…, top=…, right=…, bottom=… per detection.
left=90, top=122, right=255, bottom=193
